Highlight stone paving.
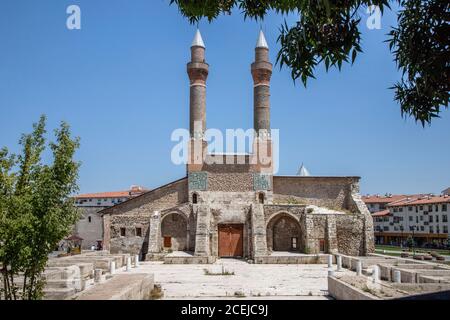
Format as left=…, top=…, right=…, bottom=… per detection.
left=126, top=258, right=336, bottom=300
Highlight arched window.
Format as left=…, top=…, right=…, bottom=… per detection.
left=192, top=193, right=198, bottom=204
left=88, top=216, right=92, bottom=223
left=258, top=193, right=265, bottom=204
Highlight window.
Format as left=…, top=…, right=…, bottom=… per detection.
left=429, top=226, right=434, bottom=233
left=258, top=193, right=265, bottom=204
left=436, top=215, right=439, bottom=223
left=192, top=193, right=198, bottom=204
left=416, top=216, right=419, bottom=223
left=443, top=204, right=447, bottom=212
left=393, top=208, right=398, bottom=213
left=419, top=206, right=423, bottom=211
left=415, top=207, right=418, bottom=213
left=443, top=215, right=448, bottom=223
left=399, top=207, right=403, bottom=212
left=136, top=227, right=142, bottom=237
left=435, top=205, right=439, bottom=212
left=383, top=226, right=389, bottom=231
left=291, top=237, right=298, bottom=249
left=120, top=228, right=126, bottom=237
left=436, top=226, right=440, bottom=234
left=409, top=216, right=413, bottom=222
left=408, top=207, right=413, bottom=211
left=428, top=205, right=433, bottom=212
left=444, top=226, right=448, bottom=234
left=88, top=216, right=92, bottom=223
left=420, top=216, right=423, bottom=221
left=420, top=226, right=424, bottom=231
left=429, top=216, right=433, bottom=223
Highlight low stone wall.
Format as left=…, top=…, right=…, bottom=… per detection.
left=75, top=274, right=154, bottom=300
left=164, top=256, right=216, bottom=264
left=254, top=254, right=330, bottom=264
left=328, top=276, right=379, bottom=300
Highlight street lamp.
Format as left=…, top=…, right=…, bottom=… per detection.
left=411, top=226, right=417, bottom=255
left=400, top=225, right=404, bottom=248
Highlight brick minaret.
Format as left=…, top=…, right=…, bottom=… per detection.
left=251, top=30, right=272, bottom=136
left=187, top=30, right=208, bottom=171
left=251, top=30, right=273, bottom=174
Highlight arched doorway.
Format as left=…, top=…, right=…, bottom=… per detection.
left=266, top=213, right=301, bottom=252
left=161, top=212, right=188, bottom=251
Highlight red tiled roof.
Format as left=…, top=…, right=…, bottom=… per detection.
left=372, top=209, right=391, bottom=217
left=362, top=195, right=410, bottom=204
left=391, top=195, right=450, bottom=206
left=75, top=187, right=148, bottom=199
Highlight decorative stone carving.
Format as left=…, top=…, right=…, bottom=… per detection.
left=189, top=172, right=208, bottom=191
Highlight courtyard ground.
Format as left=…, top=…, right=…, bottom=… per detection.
left=126, top=258, right=336, bottom=300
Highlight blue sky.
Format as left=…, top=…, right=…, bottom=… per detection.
left=0, top=1, right=449, bottom=195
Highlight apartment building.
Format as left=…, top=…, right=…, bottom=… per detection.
left=363, top=193, right=450, bottom=246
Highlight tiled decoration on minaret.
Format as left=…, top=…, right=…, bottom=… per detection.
left=188, top=172, right=208, bottom=191
left=253, top=173, right=271, bottom=191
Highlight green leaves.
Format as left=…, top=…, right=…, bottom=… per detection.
left=169, top=0, right=449, bottom=124
left=387, top=0, right=449, bottom=126
left=0, top=116, right=80, bottom=300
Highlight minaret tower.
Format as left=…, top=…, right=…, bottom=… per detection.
left=187, top=30, right=208, bottom=171
left=251, top=30, right=272, bottom=136
left=251, top=30, right=273, bottom=174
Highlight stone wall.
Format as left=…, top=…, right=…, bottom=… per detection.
left=103, top=178, right=188, bottom=256
left=273, top=176, right=359, bottom=210
left=101, top=178, right=188, bottom=216
left=74, top=206, right=106, bottom=249
left=335, top=215, right=366, bottom=256
left=109, top=215, right=150, bottom=257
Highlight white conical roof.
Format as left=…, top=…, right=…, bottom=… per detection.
left=297, top=163, right=311, bottom=176
left=191, top=29, right=205, bottom=48
left=256, top=30, right=269, bottom=49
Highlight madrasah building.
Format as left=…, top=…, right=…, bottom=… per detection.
left=100, top=30, right=374, bottom=263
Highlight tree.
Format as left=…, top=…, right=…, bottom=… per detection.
left=169, top=0, right=449, bottom=125
left=0, top=116, right=80, bottom=300
left=406, top=235, right=414, bottom=249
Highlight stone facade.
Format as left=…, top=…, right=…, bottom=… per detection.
left=74, top=207, right=107, bottom=250
left=99, top=30, right=374, bottom=262
left=101, top=174, right=374, bottom=260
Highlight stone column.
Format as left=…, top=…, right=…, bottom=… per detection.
left=372, top=265, right=380, bottom=283
left=134, top=255, right=139, bottom=267
left=325, top=215, right=338, bottom=253
left=148, top=211, right=161, bottom=254
left=194, top=205, right=211, bottom=257
left=251, top=204, right=268, bottom=258
left=109, top=261, right=116, bottom=275
left=336, top=255, right=342, bottom=271
left=393, top=270, right=401, bottom=283
left=356, top=260, right=362, bottom=276
left=327, top=254, right=333, bottom=268
left=126, top=257, right=132, bottom=271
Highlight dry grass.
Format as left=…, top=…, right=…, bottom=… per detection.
left=149, top=284, right=164, bottom=300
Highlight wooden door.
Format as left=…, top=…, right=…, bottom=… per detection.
left=163, top=236, right=172, bottom=248
left=218, top=224, right=243, bottom=257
